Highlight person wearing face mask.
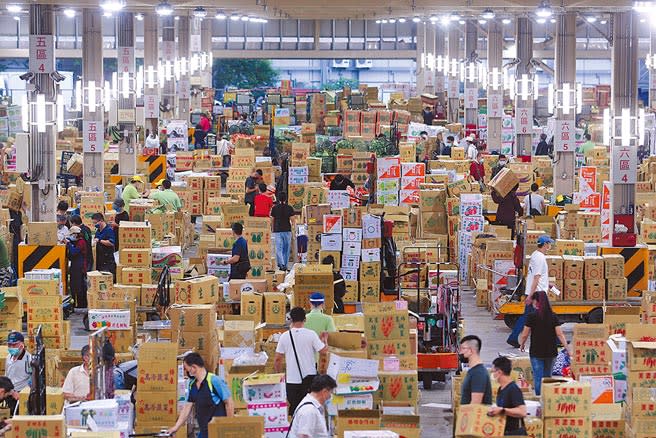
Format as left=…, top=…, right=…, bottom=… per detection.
left=168, top=352, right=233, bottom=438
left=287, top=375, right=337, bottom=438
left=492, top=154, right=508, bottom=179
left=70, top=215, right=94, bottom=272
left=56, top=214, right=70, bottom=244
left=459, top=335, right=492, bottom=405
left=5, top=332, right=32, bottom=396
left=488, top=356, right=527, bottom=436
left=0, top=376, right=19, bottom=416
left=440, top=135, right=454, bottom=157
left=91, top=213, right=116, bottom=281
left=62, top=345, right=91, bottom=403
left=66, top=227, right=89, bottom=309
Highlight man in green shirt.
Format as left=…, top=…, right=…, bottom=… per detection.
left=304, top=293, right=336, bottom=341
left=151, top=179, right=183, bottom=211
left=579, top=134, right=596, bottom=155
left=121, top=176, right=144, bottom=214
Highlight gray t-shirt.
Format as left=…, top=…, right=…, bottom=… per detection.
left=526, top=193, right=545, bottom=215
left=461, top=363, right=492, bottom=405
left=6, top=351, right=32, bottom=392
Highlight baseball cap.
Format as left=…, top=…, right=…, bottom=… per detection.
left=7, top=331, right=24, bottom=344
left=68, top=226, right=81, bottom=235
left=131, top=176, right=143, bottom=183
left=154, top=178, right=165, bottom=187
left=537, top=235, right=554, bottom=245
left=309, top=292, right=325, bottom=303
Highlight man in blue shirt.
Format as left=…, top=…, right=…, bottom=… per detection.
left=91, top=213, right=116, bottom=281
left=221, top=222, right=250, bottom=279
left=168, top=353, right=233, bottom=438
left=459, top=335, right=492, bottom=405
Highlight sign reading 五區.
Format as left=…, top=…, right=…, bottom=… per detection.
left=29, top=35, right=54, bottom=74
left=117, top=46, right=135, bottom=74
left=83, top=121, right=102, bottom=153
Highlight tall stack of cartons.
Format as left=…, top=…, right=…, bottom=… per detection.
left=243, top=217, right=273, bottom=279
left=377, top=157, right=401, bottom=206
left=293, top=264, right=334, bottom=313
left=226, top=148, right=255, bottom=198
left=541, top=379, right=592, bottom=438
left=135, top=342, right=179, bottom=433
left=418, top=189, right=447, bottom=238
left=603, top=255, right=626, bottom=300
left=169, top=304, right=218, bottom=372
left=20, top=271, right=66, bottom=350
left=399, top=163, right=424, bottom=206
left=624, top=323, right=656, bottom=438
left=584, top=256, right=605, bottom=300
left=119, top=247, right=153, bottom=287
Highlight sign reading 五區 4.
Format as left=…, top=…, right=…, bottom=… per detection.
left=29, top=35, right=54, bottom=74
left=611, top=145, right=637, bottom=184
left=554, top=119, right=576, bottom=152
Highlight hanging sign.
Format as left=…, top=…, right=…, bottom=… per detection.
left=29, top=35, right=54, bottom=74
left=83, top=121, right=102, bottom=153
left=448, top=78, right=459, bottom=98
left=144, top=94, right=159, bottom=119
left=464, top=87, right=477, bottom=109
left=515, top=107, right=533, bottom=135
left=117, top=46, right=135, bottom=74
left=553, top=119, right=576, bottom=152
left=611, top=145, right=637, bottom=184
left=487, top=93, right=504, bottom=118
left=601, top=181, right=611, bottom=244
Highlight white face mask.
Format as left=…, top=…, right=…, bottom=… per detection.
left=499, top=160, right=506, bottom=166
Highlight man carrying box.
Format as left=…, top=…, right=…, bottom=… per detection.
left=221, top=223, right=251, bottom=280
left=168, top=353, right=233, bottom=438
left=488, top=356, right=527, bottom=436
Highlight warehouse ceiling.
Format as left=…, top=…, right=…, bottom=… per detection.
left=0, top=0, right=635, bottom=19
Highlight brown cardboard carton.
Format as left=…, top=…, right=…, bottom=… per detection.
left=327, top=332, right=363, bottom=350
left=606, top=278, right=627, bottom=300
left=546, top=255, right=564, bottom=279
left=591, top=403, right=624, bottom=438
left=168, top=304, right=217, bottom=334
left=223, top=320, right=256, bottom=348
left=135, top=391, right=177, bottom=424
left=541, top=378, right=592, bottom=418
left=137, top=359, right=177, bottom=392
left=226, top=279, right=268, bottom=301
left=603, top=254, right=625, bottom=279
left=264, top=293, right=286, bottom=325
left=585, top=279, right=605, bottom=300
left=121, top=267, right=152, bottom=285
left=378, top=371, right=418, bottom=402
left=26, top=222, right=58, bottom=245
left=118, top=221, right=152, bottom=249
left=604, top=306, right=641, bottom=336
left=625, top=323, right=656, bottom=371
left=7, top=415, right=66, bottom=438
left=208, top=416, right=264, bottom=438
left=240, top=292, right=263, bottom=323
left=174, top=275, right=220, bottom=305
left=19, top=279, right=59, bottom=296
left=488, top=167, right=520, bottom=198
left=563, top=255, right=585, bottom=280
left=335, top=410, right=380, bottom=438
left=564, top=279, right=584, bottom=301
left=118, top=248, right=152, bottom=267
left=572, top=324, right=610, bottom=366
left=454, top=404, right=506, bottom=437
left=380, top=415, right=420, bottom=438
left=584, top=256, right=605, bottom=279
left=543, top=417, right=592, bottom=438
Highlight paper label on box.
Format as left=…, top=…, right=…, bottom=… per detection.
left=362, top=214, right=382, bottom=238
left=323, top=215, right=343, bottom=234
left=361, top=248, right=381, bottom=262
left=340, top=268, right=359, bottom=281
left=88, top=310, right=131, bottom=330
left=328, top=190, right=350, bottom=209
left=321, top=233, right=342, bottom=251
left=343, top=228, right=363, bottom=242
left=341, top=255, right=360, bottom=269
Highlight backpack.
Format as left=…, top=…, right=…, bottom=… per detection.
left=188, top=373, right=227, bottom=416
left=527, top=194, right=542, bottom=217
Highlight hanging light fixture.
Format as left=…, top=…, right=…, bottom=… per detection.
left=155, top=1, right=174, bottom=16
left=135, top=13, right=144, bottom=20
left=535, top=0, right=553, bottom=18
left=215, top=11, right=227, bottom=19
left=100, top=0, right=124, bottom=12
left=63, top=8, right=76, bottom=18
left=6, top=4, right=22, bottom=13
left=193, top=7, right=207, bottom=18
left=482, top=9, right=495, bottom=19
left=412, top=16, right=421, bottom=23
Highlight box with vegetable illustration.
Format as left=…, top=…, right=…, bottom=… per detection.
left=363, top=301, right=409, bottom=341
left=541, top=378, right=591, bottom=418
left=377, top=371, right=418, bottom=403
left=573, top=324, right=610, bottom=366
left=543, top=417, right=592, bottom=438
left=625, top=323, right=656, bottom=371
left=454, top=404, right=506, bottom=438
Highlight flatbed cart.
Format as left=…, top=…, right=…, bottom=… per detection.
left=397, top=245, right=460, bottom=389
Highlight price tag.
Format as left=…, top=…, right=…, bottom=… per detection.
left=29, top=35, right=54, bottom=74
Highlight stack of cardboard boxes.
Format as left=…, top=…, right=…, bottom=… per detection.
left=20, top=271, right=67, bottom=350
left=541, top=379, right=592, bottom=438
left=135, top=342, right=181, bottom=434
left=242, top=374, right=289, bottom=438
left=225, top=148, right=255, bottom=199
left=170, top=304, right=219, bottom=373
left=624, top=323, right=656, bottom=438
left=0, top=287, right=22, bottom=336
left=571, top=324, right=612, bottom=378
left=243, top=217, right=273, bottom=278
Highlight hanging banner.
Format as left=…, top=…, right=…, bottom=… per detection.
left=144, top=94, right=159, bottom=119
left=553, top=119, right=576, bottom=152
left=448, top=78, right=459, bottom=98
left=464, top=87, right=477, bottom=109
left=29, top=35, right=55, bottom=74
left=117, top=46, right=135, bottom=74
left=601, top=181, right=611, bottom=244
left=83, top=120, right=102, bottom=153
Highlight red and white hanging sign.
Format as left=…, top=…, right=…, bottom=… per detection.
left=515, top=107, right=533, bottom=135
left=83, top=120, right=102, bottom=153
left=29, top=35, right=54, bottom=74
left=117, top=46, right=135, bottom=74
left=553, top=119, right=576, bottom=152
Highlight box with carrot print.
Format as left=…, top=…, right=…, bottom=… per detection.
left=542, top=378, right=591, bottom=418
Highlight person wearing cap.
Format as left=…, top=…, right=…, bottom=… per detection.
left=216, top=135, right=232, bottom=168
left=507, top=235, right=554, bottom=348
left=5, top=332, right=32, bottom=393
left=150, top=179, right=182, bottom=212
left=304, top=293, right=336, bottom=341
left=121, top=176, right=144, bottom=215
left=56, top=214, right=70, bottom=244
left=62, top=345, right=91, bottom=403
left=466, top=136, right=479, bottom=161
left=66, top=226, right=89, bottom=309
left=70, top=215, right=94, bottom=271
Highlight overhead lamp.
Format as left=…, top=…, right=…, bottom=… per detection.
left=375, top=19, right=381, bottom=24
left=502, top=18, right=512, bottom=24
left=381, top=19, right=388, bottom=23
left=135, top=13, right=144, bottom=20
left=155, top=1, right=173, bottom=16
left=440, top=15, right=450, bottom=26
left=398, top=18, right=406, bottom=22
left=230, top=14, right=240, bottom=21
left=103, top=11, right=113, bottom=17
left=459, top=20, right=465, bottom=24
left=634, top=0, right=656, bottom=12
left=536, top=0, right=552, bottom=18
left=215, top=11, right=226, bottom=19
left=429, top=15, right=439, bottom=22
left=536, top=18, right=546, bottom=24
left=63, top=8, right=76, bottom=18
left=586, top=16, right=597, bottom=22
left=174, top=15, right=180, bottom=20
left=478, top=19, right=487, bottom=24
left=389, top=18, right=396, bottom=23
left=241, top=15, right=250, bottom=21
left=100, top=0, right=124, bottom=12
left=482, top=8, right=495, bottom=19
left=450, top=13, right=460, bottom=21
left=6, top=4, right=21, bottom=13
left=550, top=18, right=556, bottom=23
left=412, top=16, right=421, bottom=23
left=193, top=7, right=207, bottom=18
left=641, top=18, right=647, bottom=22
left=600, top=19, right=607, bottom=24
left=13, top=15, right=19, bottom=21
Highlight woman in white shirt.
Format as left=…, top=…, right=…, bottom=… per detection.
left=525, top=183, right=546, bottom=215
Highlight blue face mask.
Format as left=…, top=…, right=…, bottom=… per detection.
left=95, top=223, right=100, bottom=229
left=8, top=347, right=19, bottom=356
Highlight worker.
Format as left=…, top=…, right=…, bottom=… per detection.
left=579, top=133, right=596, bottom=155
left=5, top=332, right=32, bottom=393
left=0, top=238, right=12, bottom=288
left=491, top=185, right=523, bottom=238
left=487, top=356, right=527, bottom=435
left=271, top=192, right=297, bottom=271
left=466, top=136, right=478, bottom=161
left=440, top=135, right=454, bottom=157
left=0, top=376, right=18, bottom=415
left=422, top=106, right=435, bottom=125
left=287, top=375, right=337, bottom=438
left=194, top=122, right=208, bottom=149
left=62, top=345, right=91, bottom=403
left=56, top=214, right=70, bottom=244
left=150, top=179, right=182, bottom=212
left=469, top=151, right=485, bottom=192
left=245, top=169, right=263, bottom=216
left=304, top=293, right=336, bottom=341
left=70, top=215, right=94, bottom=272
left=121, top=176, right=145, bottom=214
left=491, top=154, right=507, bottom=179
left=254, top=183, right=274, bottom=218
left=535, top=133, right=551, bottom=156
left=459, top=335, right=492, bottom=405
left=507, top=235, right=553, bottom=348
left=145, top=130, right=160, bottom=149
left=91, top=213, right=117, bottom=281
left=199, top=112, right=212, bottom=133
left=66, top=226, right=89, bottom=309
left=57, top=201, right=71, bottom=227
left=216, top=135, right=232, bottom=168
left=168, top=353, right=233, bottom=438
left=321, top=255, right=346, bottom=314
left=525, top=183, right=546, bottom=216
left=329, top=174, right=355, bottom=191
left=221, top=223, right=250, bottom=280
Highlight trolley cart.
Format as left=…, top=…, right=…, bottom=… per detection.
left=129, top=432, right=171, bottom=437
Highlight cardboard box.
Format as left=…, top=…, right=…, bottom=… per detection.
left=546, top=256, right=564, bottom=280
left=118, top=222, right=152, bottom=249
left=584, top=256, right=605, bottom=279
left=454, top=404, right=506, bottom=438
left=543, top=417, right=591, bottom=438
left=264, top=293, right=286, bottom=325
left=585, top=279, right=605, bottom=301
left=19, top=279, right=60, bottom=296
left=136, top=360, right=177, bottom=392
left=226, top=279, right=268, bottom=302
left=563, top=256, right=585, bottom=280
left=175, top=275, right=219, bottom=305
left=380, top=415, right=420, bottom=438
left=564, top=279, right=584, bottom=301
left=606, top=278, right=627, bottom=300
left=120, top=267, right=152, bottom=286
left=168, top=304, right=216, bottom=334
left=135, top=391, right=177, bottom=424
left=8, top=415, right=66, bottom=438
left=27, top=222, right=58, bottom=245
left=488, top=168, right=520, bottom=198
left=223, top=320, right=256, bottom=348
left=335, top=410, right=380, bottom=438
left=377, top=371, right=417, bottom=403
left=573, top=324, right=611, bottom=366
left=119, top=248, right=152, bottom=267
left=240, top=292, right=263, bottom=323
left=541, top=378, right=591, bottom=418
left=207, top=416, right=264, bottom=438
left=625, top=323, right=656, bottom=371
left=603, top=254, right=625, bottom=279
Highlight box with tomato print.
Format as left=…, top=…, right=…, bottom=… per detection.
left=378, top=371, right=418, bottom=403
left=625, top=323, right=656, bottom=371
left=541, top=378, right=592, bottom=418
left=363, top=301, right=410, bottom=341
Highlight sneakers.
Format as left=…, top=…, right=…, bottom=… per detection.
left=507, top=339, right=520, bottom=348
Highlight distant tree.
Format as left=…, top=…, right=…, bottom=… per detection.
left=212, top=59, right=278, bottom=90
left=323, top=78, right=359, bottom=91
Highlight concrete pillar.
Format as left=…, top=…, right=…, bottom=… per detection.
left=117, top=12, right=136, bottom=176
left=82, top=9, right=104, bottom=191
left=27, top=4, right=58, bottom=222
left=189, top=16, right=202, bottom=109
left=416, top=22, right=426, bottom=93
left=143, top=13, right=159, bottom=140
left=314, top=20, right=321, bottom=50
left=161, top=16, right=176, bottom=120
left=514, top=17, right=533, bottom=156
left=177, top=15, right=191, bottom=122
left=650, top=28, right=656, bottom=109
left=201, top=18, right=213, bottom=88
left=435, top=27, right=446, bottom=110
left=464, top=20, right=478, bottom=136
left=487, top=19, right=503, bottom=152
left=447, top=27, right=460, bottom=124
left=610, top=11, right=639, bottom=232
left=553, top=12, right=577, bottom=195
